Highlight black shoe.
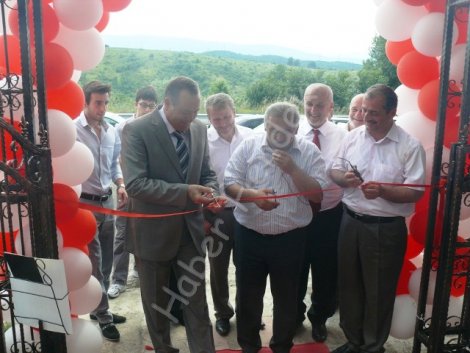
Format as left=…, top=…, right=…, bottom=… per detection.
left=90, top=313, right=126, bottom=324
left=99, top=323, right=120, bottom=342
left=215, top=318, right=231, bottom=336
left=311, top=321, right=327, bottom=342
left=330, top=343, right=358, bottom=353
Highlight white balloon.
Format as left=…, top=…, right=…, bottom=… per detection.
left=60, top=247, right=92, bottom=291
left=1, top=202, right=29, bottom=231
left=66, top=318, right=102, bottom=353
left=71, top=184, right=82, bottom=198
left=52, top=141, right=94, bottom=186
left=4, top=324, right=40, bottom=353
left=53, top=25, right=105, bottom=71
left=395, top=110, right=436, bottom=149
left=47, top=109, right=76, bottom=158
left=15, top=226, right=63, bottom=257
left=449, top=44, right=466, bottom=87
left=390, top=294, right=417, bottom=339
left=424, top=146, right=450, bottom=185
left=409, top=268, right=437, bottom=304
left=71, top=70, right=82, bottom=83
left=447, top=295, right=463, bottom=327
left=410, top=251, right=424, bottom=268
left=395, top=85, right=420, bottom=116
left=375, top=0, right=427, bottom=41
left=412, top=13, right=458, bottom=57
left=373, top=0, right=385, bottom=6
left=69, top=276, right=102, bottom=315
left=0, top=75, right=38, bottom=122
left=53, top=0, right=103, bottom=31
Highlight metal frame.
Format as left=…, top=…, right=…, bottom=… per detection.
left=413, top=1, right=470, bottom=352
left=0, top=0, right=66, bottom=352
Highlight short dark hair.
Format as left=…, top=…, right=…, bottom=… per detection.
left=135, top=85, right=158, bottom=103
left=83, top=81, right=111, bottom=104
left=164, top=76, right=200, bottom=105
left=365, top=84, right=397, bottom=113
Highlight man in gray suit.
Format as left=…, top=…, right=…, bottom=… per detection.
left=121, top=76, right=223, bottom=353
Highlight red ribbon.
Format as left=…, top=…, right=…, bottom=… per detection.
left=70, top=181, right=440, bottom=219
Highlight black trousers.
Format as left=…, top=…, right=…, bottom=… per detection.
left=297, top=202, right=343, bottom=324
left=234, top=221, right=307, bottom=353
left=338, top=209, right=407, bottom=353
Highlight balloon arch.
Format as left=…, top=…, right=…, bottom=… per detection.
left=0, top=0, right=469, bottom=352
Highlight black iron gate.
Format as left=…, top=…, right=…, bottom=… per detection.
left=413, top=1, right=470, bottom=352
left=0, top=0, right=66, bottom=352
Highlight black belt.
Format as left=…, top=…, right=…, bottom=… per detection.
left=345, top=207, right=403, bottom=224
left=80, top=190, right=111, bottom=202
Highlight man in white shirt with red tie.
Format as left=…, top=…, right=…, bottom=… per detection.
left=204, top=93, right=253, bottom=336
left=296, top=83, right=346, bottom=342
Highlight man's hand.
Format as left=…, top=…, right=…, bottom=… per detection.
left=117, top=187, right=128, bottom=208
left=344, top=170, right=363, bottom=188
left=254, top=188, right=280, bottom=211
left=188, top=185, right=216, bottom=205
left=272, top=150, right=296, bottom=174
left=205, top=195, right=228, bottom=213
left=361, top=182, right=382, bottom=200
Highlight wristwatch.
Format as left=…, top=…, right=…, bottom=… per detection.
left=117, top=183, right=125, bottom=190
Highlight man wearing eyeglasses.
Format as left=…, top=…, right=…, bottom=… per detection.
left=108, top=86, right=158, bottom=299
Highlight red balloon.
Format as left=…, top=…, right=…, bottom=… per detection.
left=0, top=231, right=16, bottom=255
left=385, top=39, right=415, bottom=66
left=418, top=79, right=461, bottom=121
left=8, top=2, right=59, bottom=43
left=43, top=43, right=73, bottom=90
left=416, top=188, right=431, bottom=213
left=405, top=234, right=424, bottom=260
left=443, top=114, right=461, bottom=148
left=102, top=0, right=132, bottom=12
left=53, top=183, right=79, bottom=224
left=397, top=51, right=440, bottom=89
left=95, top=11, right=110, bottom=32
left=409, top=208, right=442, bottom=245
left=396, top=260, right=417, bottom=295
left=0, top=120, right=24, bottom=161
left=47, top=80, right=85, bottom=119
left=402, top=0, right=428, bottom=5
left=456, top=18, right=468, bottom=45
left=425, top=0, right=446, bottom=13
left=0, top=35, right=22, bottom=75
left=58, top=209, right=97, bottom=248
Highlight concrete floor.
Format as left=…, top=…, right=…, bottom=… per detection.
left=96, top=259, right=414, bottom=353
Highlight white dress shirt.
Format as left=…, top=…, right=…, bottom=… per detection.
left=207, top=124, right=254, bottom=195
left=297, top=120, right=346, bottom=211
left=224, top=134, right=328, bottom=235
left=75, top=112, right=122, bottom=195
left=331, top=124, right=426, bottom=217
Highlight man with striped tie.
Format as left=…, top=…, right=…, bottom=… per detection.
left=121, top=76, right=224, bottom=353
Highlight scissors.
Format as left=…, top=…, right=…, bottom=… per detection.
left=338, top=157, right=364, bottom=183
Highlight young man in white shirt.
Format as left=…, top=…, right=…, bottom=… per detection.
left=205, top=93, right=253, bottom=336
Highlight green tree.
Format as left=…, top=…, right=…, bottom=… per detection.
left=358, top=35, right=400, bottom=91
left=208, top=77, right=230, bottom=95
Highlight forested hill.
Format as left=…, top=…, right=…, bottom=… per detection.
left=202, top=50, right=362, bottom=70
left=80, top=47, right=364, bottom=112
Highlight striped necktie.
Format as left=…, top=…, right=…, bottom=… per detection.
left=172, top=131, right=189, bottom=177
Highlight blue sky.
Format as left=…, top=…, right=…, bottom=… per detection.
left=103, top=0, right=379, bottom=62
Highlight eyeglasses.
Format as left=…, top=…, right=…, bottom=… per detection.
left=138, top=102, right=157, bottom=109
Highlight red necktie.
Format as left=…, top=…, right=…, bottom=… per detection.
left=313, top=129, right=321, bottom=150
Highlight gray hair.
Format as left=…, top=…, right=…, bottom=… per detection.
left=205, top=93, right=235, bottom=113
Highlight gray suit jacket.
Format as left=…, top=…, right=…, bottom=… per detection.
left=121, top=110, right=218, bottom=262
